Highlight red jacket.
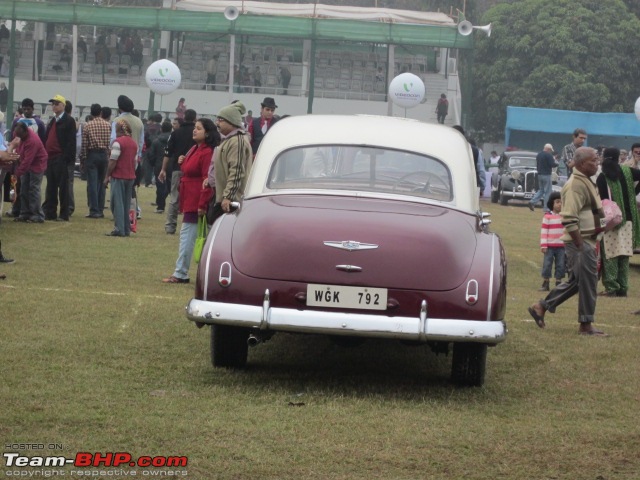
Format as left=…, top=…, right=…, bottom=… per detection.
left=111, top=135, right=137, bottom=180
left=179, top=143, right=214, bottom=214
left=15, top=129, right=48, bottom=177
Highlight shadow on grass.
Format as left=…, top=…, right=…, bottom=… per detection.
left=196, top=332, right=488, bottom=400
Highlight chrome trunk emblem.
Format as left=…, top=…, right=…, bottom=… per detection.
left=335, top=265, right=363, bottom=272
left=324, top=240, right=379, bottom=251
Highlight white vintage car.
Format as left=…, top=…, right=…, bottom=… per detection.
left=187, top=115, right=507, bottom=386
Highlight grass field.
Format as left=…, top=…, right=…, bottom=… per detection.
left=1, top=184, right=639, bottom=479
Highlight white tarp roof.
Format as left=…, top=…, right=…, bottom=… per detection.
left=175, top=0, right=455, bottom=26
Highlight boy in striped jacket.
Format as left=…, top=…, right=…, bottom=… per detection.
left=539, top=191, right=566, bottom=291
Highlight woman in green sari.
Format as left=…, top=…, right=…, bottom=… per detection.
left=596, top=147, right=640, bottom=297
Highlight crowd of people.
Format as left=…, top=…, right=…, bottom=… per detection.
left=527, top=129, right=640, bottom=337
left=227, top=64, right=291, bottom=95
left=47, top=28, right=147, bottom=70
left=0, top=93, right=281, bottom=283
left=93, top=29, right=145, bottom=67
left=2, top=89, right=640, bottom=335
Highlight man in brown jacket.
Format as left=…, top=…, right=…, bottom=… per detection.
left=528, top=147, right=607, bottom=336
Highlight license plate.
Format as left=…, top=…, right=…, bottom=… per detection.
left=523, top=193, right=533, bottom=199
left=307, top=284, right=388, bottom=310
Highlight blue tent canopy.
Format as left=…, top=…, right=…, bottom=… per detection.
left=505, top=106, right=640, bottom=151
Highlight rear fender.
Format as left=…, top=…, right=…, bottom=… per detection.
left=196, top=214, right=236, bottom=300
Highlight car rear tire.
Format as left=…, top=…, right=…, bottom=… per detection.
left=210, top=324, right=248, bottom=368
left=451, top=342, right=487, bottom=387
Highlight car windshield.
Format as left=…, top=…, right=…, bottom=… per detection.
left=508, top=156, right=537, bottom=169
left=267, top=145, right=453, bottom=201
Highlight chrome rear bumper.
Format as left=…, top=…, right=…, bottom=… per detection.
left=186, top=297, right=507, bottom=344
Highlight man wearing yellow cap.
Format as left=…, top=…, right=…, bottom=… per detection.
left=43, top=94, right=76, bottom=221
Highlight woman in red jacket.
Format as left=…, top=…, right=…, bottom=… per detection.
left=163, top=118, right=220, bottom=283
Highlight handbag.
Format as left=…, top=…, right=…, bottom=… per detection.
left=602, top=185, right=622, bottom=232
left=193, top=216, right=208, bottom=263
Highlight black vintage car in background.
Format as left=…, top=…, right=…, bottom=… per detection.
left=490, top=150, right=563, bottom=206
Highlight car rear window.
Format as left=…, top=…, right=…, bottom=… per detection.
left=267, top=145, right=453, bottom=202
left=508, top=156, right=537, bottom=169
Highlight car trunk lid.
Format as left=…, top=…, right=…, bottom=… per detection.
left=231, top=195, right=477, bottom=291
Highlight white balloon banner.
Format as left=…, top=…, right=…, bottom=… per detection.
left=388, top=73, right=425, bottom=109
left=635, top=96, right=640, bottom=121
left=145, top=59, right=181, bottom=95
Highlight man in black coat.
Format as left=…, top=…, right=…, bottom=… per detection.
left=43, top=94, right=76, bottom=221
left=158, top=109, right=197, bottom=234
left=248, top=97, right=278, bottom=155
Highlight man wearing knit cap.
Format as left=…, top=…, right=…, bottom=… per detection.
left=528, top=143, right=558, bottom=212
left=212, top=101, right=253, bottom=221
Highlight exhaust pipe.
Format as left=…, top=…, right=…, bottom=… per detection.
left=247, top=333, right=262, bottom=347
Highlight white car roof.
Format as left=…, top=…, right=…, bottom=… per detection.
left=245, top=114, right=479, bottom=212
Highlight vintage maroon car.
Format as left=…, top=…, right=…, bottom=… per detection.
left=186, top=115, right=507, bottom=386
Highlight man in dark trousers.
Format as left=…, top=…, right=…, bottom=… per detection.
left=43, top=94, right=76, bottom=221
left=6, top=98, right=47, bottom=219
left=148, top=120, right=172, bottom=214
left=279, top=66, right=291, bottom=95
left=143, top=112, right=163, bottom=187
left=528, top=147, right=607, bottom=337
left=80, top=103, right=111, bottom=218
left=247, top=97, right=278, bottom=156
left=528, top=143, right=557, bottom=212
left=436, top=93, right=448, bottom=124
left=157, top=108, right=196, bottom=234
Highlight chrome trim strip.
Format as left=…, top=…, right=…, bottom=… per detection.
left=203, top=217, right=225, bottom=302
left=261, top=289, right=270, bottom=330
left=186, top=299, right=506, bottom=344
left=487, top=234, right=496, bottom=321
left=418, top=300, right=427, bottom=342
left=335, top=265, right=363, bottom=272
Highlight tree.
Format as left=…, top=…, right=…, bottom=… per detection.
left=622, top=0, right=640, bottom=18
left=471, top=0, right=640, bottom=142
